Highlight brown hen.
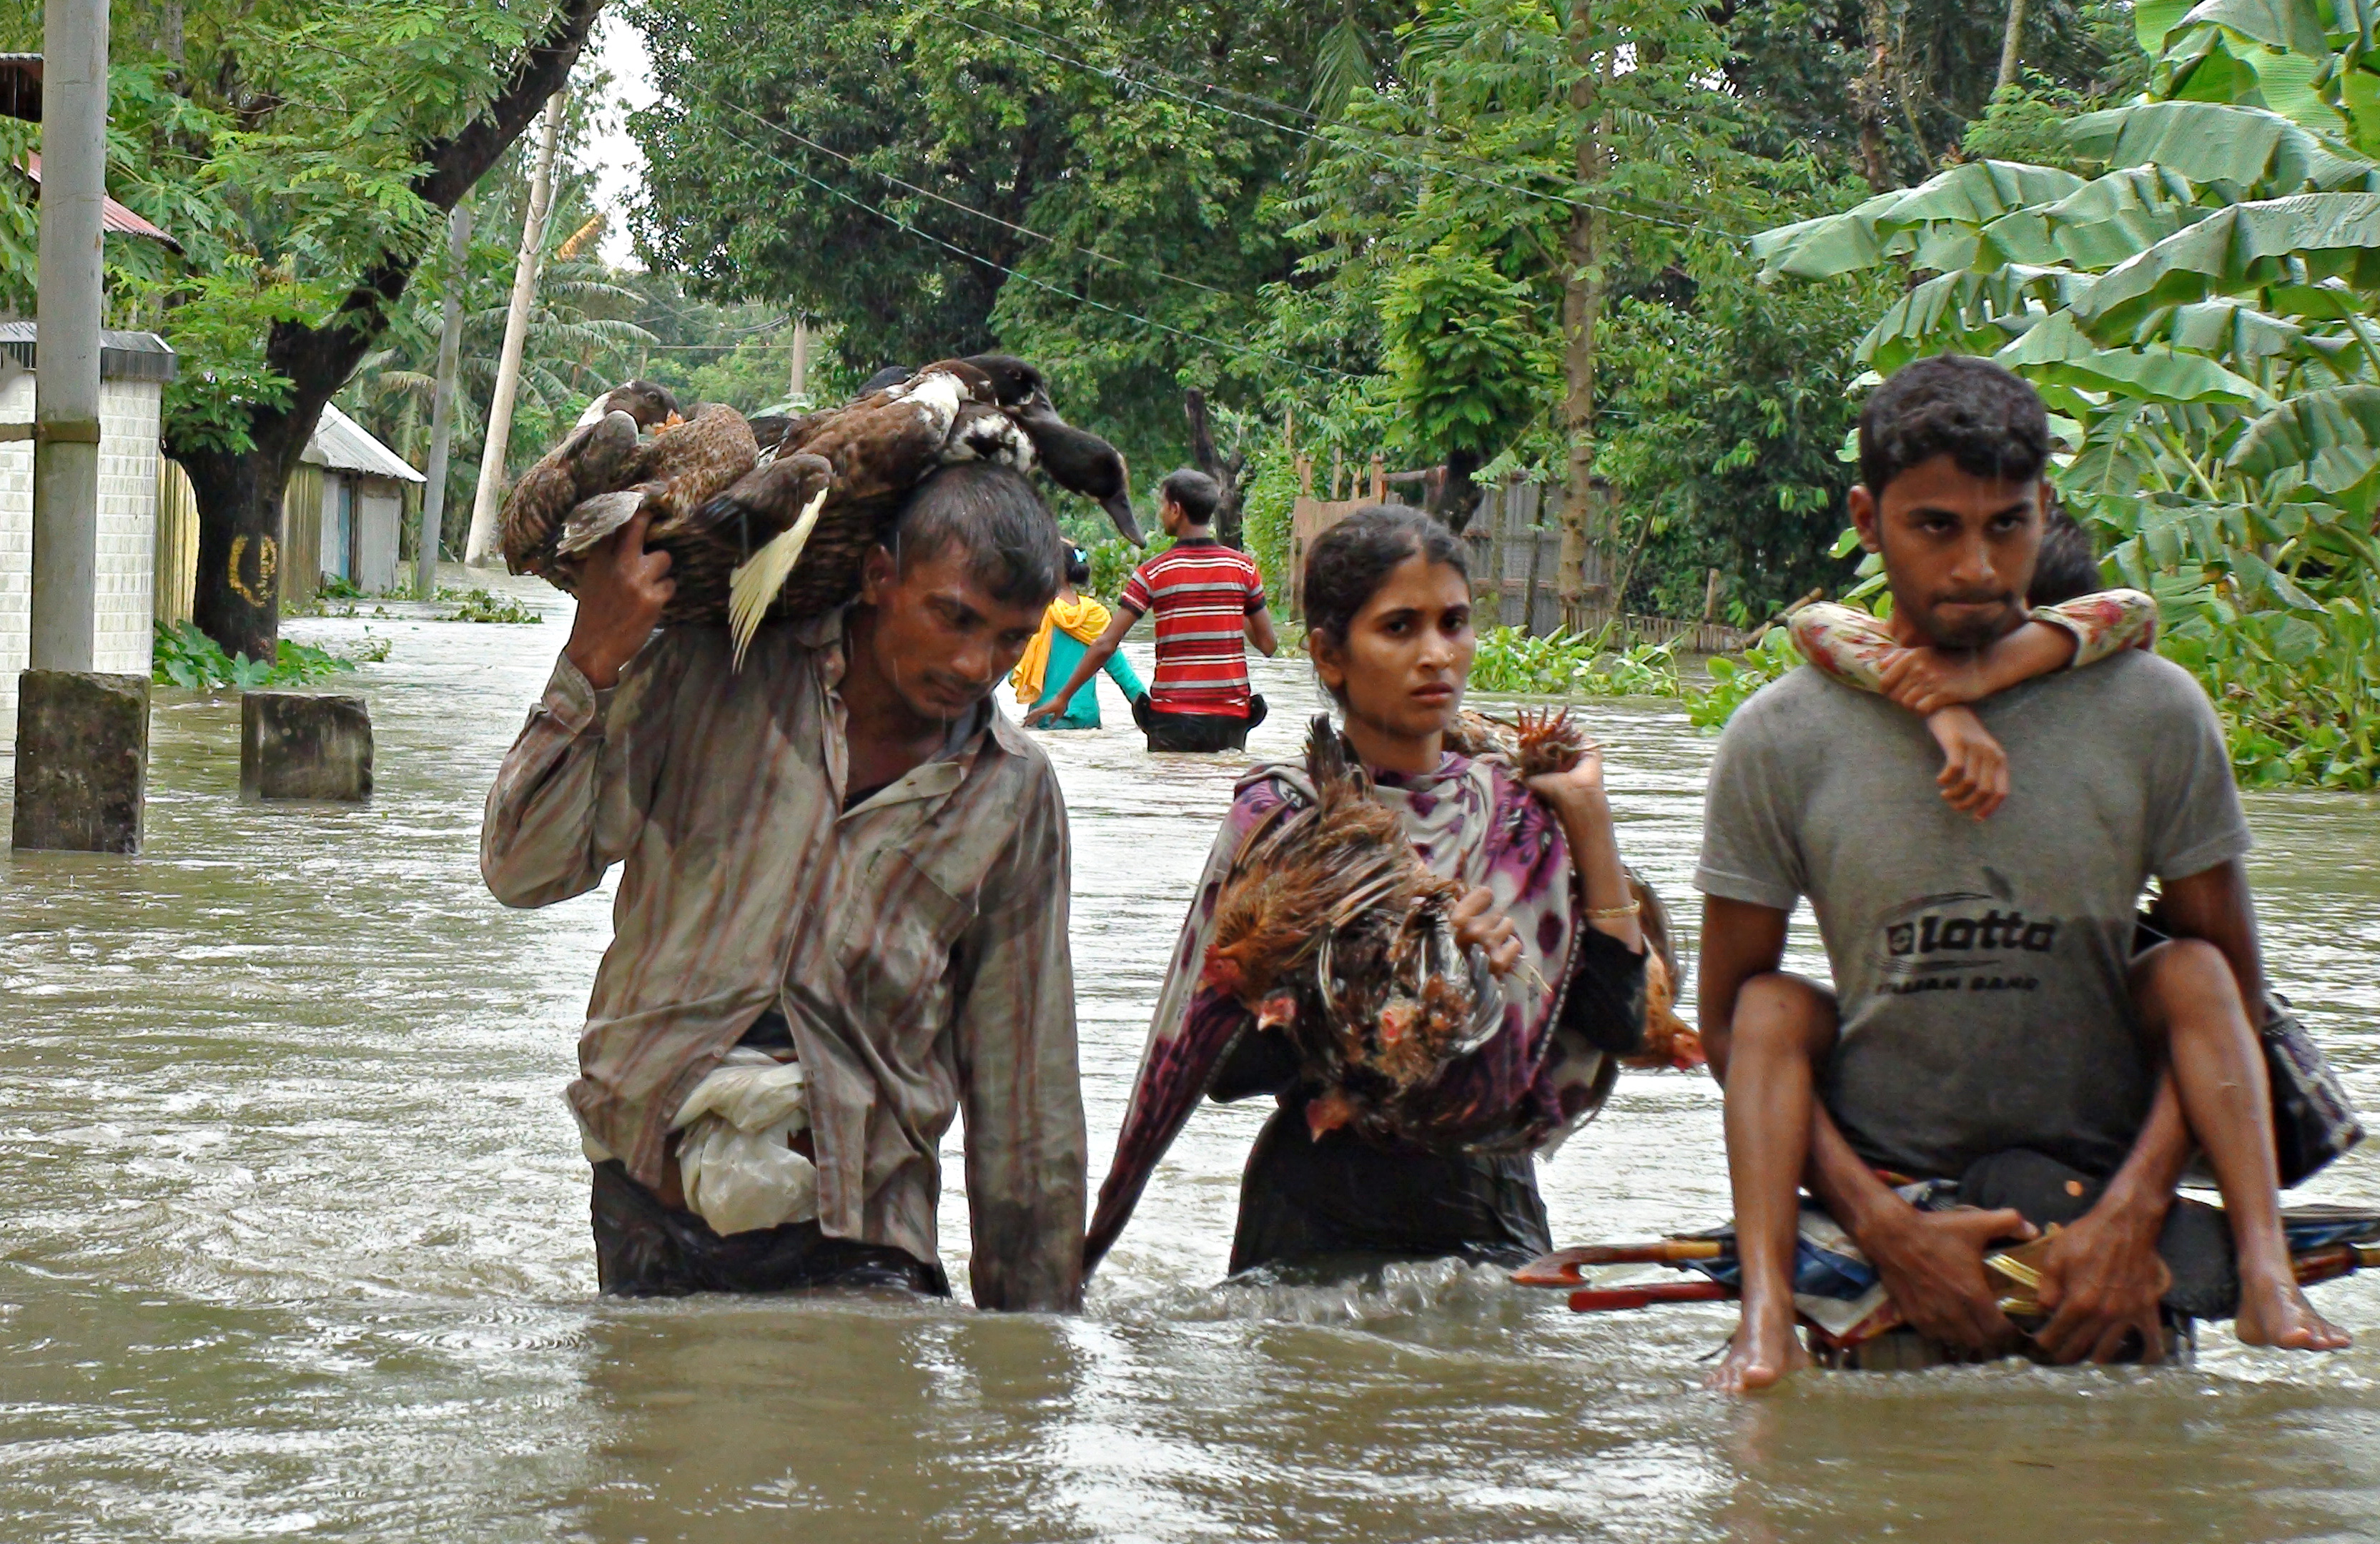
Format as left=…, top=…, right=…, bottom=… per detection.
left=1203, top=716, right=1501, bottom=1145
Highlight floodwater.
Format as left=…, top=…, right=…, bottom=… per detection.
left=3, top=579, right=2378, bottom=1543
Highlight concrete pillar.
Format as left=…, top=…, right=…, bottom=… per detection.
left=241, top=692, right=373, bottom=801
left=10, top=671, right=148, bottom=853
left=30, top=0, right=109, bottom=670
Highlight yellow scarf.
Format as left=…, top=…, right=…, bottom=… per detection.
left=1010, top=594, right=1113, bottom=701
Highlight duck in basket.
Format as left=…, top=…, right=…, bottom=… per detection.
left=498, top=355, right=1144, bottom=664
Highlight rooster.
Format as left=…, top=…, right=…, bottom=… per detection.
left=1202, top=716, right=1505, bottom=1144
left=1437, top=705, right=1704, bottom=1072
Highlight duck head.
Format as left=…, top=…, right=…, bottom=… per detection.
left=957, top=353, right=1048, bottom=407
left=580, top=379, right=679, bottom=431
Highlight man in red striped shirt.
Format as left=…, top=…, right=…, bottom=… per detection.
left=1027, top=469, right=1278, bottom=751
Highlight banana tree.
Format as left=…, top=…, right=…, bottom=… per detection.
left=1744, top=0, right=2380, bottom=783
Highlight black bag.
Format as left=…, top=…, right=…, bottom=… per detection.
left=2133, top=912, right=2363, bottom=1187
left=2261, top=993, right=2365, bottom=1187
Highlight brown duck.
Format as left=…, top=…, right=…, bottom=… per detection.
left=498, top=380, right=680, bottom=576
left=501, top=357, right=1142, bottom=660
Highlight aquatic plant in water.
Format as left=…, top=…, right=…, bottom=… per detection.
left=152, top=620, right=366, bottom=691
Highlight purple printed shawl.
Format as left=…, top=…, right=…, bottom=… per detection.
left=1083, top=744, right=1608, bottom=1274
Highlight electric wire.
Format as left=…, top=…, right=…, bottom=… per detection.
left=718, top=99, right=1236, bottom=300
left=705, top=115, right=1361, bottom=380
left=925, top=5, right=1749, bottom=241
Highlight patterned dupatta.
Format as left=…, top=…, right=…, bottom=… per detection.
left=1083, top=743, right=1609, bottom=1274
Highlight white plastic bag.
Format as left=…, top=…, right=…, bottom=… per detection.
left=671, top=1049, right=819, bottom=1236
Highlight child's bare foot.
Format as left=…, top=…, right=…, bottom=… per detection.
left=2236, top=1271, right=2353, bottom=1350
left=1709, top=1300, right=1812, bottom=1392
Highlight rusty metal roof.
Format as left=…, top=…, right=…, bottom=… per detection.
left=20, top=152, right=185, bottom=254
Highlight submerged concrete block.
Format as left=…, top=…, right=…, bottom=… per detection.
left=11, top=670, right=150, bottom=854
left=242, top=691, right=373, bottom=801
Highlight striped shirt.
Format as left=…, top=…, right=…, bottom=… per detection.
left=480, top=610, right=1086, bottom=1311
left=1118, top=537, right=1267, bottom=716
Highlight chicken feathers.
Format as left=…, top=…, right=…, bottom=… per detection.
left=1203, top=716, right=1498, bottom=1145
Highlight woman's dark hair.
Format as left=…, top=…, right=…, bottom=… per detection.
left=1860, top=355, right=2049, bottom=497
left=1064, top=545, right=1091, bottom=588
left=1301, top=505, right=1469, bottom=649
left=2028, top=509, right=2100, bottom=606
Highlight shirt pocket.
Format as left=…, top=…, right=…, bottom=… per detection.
left=834, top=849, right=974, bottom=1029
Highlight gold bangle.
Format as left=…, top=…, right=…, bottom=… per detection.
left=1587, top=899, right=1641, bottom=921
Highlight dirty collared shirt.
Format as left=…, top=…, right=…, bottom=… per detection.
left=480, top=611, right=1086, bottom=1311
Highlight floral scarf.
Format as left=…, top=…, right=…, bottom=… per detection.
left=1084, top=741, right=1609, bottom=1273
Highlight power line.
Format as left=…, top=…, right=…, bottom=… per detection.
left=717, top=100, right=1236, bottom=300
left=960, top=4, right=1759, bottom=238
left=926, top=5, right=1748, bottom=242
left=705, top=116, right=1361, bottom=381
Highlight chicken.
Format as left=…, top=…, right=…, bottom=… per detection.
left=1443, top=705, right=1705, bottom=1071
left=1203, top=716, right=1503, bottom=1144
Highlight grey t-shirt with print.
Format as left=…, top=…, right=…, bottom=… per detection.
left=1696, top=650, right=2251, bottom=1182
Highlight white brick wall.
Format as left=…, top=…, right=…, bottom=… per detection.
left=1, top=370, right=36, bottom=751
left=95, top=379, right=160, bottom=678
left=0, top=372, right=164, bottom=750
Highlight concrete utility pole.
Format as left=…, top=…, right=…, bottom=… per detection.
left=29, top=0, right=107, bottom=671
left=417, top=202, right=471, bottom=598
left=788, top=315, right=811, bottom=402
left=16, top=0, right=152, bottom=857
left=463, top=89, right=566, bottom=568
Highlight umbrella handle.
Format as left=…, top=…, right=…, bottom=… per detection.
left=1567, top=1281, right=1734, bottom=1313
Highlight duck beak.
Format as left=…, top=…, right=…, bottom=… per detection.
left=663, top=411, right=684, bottom=428
left=1103, top=490, right=1145, bottom=548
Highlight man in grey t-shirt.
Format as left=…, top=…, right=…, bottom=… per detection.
left=1699, top=357, right=2347, bottom=1392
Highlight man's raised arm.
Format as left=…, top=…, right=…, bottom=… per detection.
left=481, top=513, right=676, bottom=908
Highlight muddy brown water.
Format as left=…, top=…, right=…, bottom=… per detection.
left=3, top=588, right=2376, bottom=1541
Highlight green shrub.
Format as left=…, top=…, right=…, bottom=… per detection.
left=1468, top=626, right=1684, bottom=699
left=152, top=620, right=361, bottom=691
left=1682, top=625, right=1804, bottom=730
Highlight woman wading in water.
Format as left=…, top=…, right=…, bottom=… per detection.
left=1085, top=507, right=1651, bottom=1276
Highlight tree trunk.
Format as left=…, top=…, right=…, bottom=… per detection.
left=1558, top=2, right=1606, bottom=621
left=1185, top=387, right=1247, bottom=550
left=1432, top=447, right=1483, bottom=533
left=465, top=88, right=566, bottom=568
left=418, top=202, right=471, bottom=598
left=1996, top=0, right=2030, bottom=94
left=177, top=0, right=602, bottom=653
left=184, top=422, right=305, bottom=663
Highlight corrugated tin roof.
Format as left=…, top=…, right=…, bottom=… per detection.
left=20, top=153, right=185, bottom=254
left=0, top=322, right=179, bottom=383
left=303, top=401, right=425, bottom=482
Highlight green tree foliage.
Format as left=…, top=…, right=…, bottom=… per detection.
left=1749, top=0, right=2380, bottom=785
left=0, top=0, right=602, bottom=658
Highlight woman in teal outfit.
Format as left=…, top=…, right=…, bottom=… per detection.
left=1012, top=547, right=1149, bottom=729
